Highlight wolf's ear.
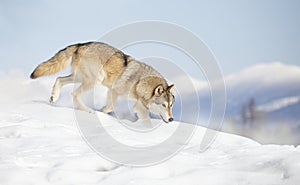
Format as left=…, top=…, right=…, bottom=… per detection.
left=167, top=84, right=174, bottom=93
left=154, top=85, right=164, bottom=97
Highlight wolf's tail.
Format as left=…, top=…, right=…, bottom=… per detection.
left=30, top=44, right=79, bottom=79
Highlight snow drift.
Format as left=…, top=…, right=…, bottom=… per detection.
left=0, top=69, right=300, bottom=184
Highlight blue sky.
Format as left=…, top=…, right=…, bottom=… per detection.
left=0, top=0, right=299, bottom=75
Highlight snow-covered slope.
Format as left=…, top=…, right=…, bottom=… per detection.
left=0, top=71, right=300, bottom=184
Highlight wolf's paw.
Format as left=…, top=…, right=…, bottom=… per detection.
left=49, top=95, right=58, bottom=104
left=100, top=106, right=113, bottom=113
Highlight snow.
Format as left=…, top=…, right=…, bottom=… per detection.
left=1, top=72, right=300, bottom=185
left=257, top=96, right=300, bottom=112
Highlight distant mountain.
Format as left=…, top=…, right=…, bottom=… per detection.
left=175, top=62, right=300, bottom=125
left=223, top=62, right=300, bottom=122
left=178, top=62, right=300, bottom=145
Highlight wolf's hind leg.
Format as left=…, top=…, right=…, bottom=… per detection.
left=134, top=100, right=149, bottom=119
left=50, top=74, right=75, bottom=103
left=72, top=82, right=95, bottom=113
left=101, top=88, right=118, bottom=113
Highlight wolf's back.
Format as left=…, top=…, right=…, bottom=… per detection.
left=30, top=45, right=78, bottom=79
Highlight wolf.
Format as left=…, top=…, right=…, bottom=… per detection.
left=30, top=42, right=175, bottom=123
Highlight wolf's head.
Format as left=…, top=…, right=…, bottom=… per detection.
left=149, top=84, right=175, bottom=123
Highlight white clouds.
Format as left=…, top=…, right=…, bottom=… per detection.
left=169, top=75, right=208, bottom=95
left=225, top=62, right=300, bottom=86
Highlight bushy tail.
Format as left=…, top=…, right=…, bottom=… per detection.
left=30, top=45, right=79, bottom=79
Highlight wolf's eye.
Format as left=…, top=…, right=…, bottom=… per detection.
left=162, top=104, right=166, bottom=108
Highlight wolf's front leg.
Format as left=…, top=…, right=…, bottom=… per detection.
left=134, top=100, right=149, bottom=119
left=101, top=89, right=118, bottom=113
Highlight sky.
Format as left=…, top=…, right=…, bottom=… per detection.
left=0, top=0, right=299, bottom=76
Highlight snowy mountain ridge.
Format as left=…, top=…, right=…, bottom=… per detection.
left=183, top=62, right=300, bottom=122
left=223, top=62, right=300, bottom=123
left=257, top=95, right=300, bottom=112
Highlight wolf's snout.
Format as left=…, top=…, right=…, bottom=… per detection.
left=168, top=118, right=174, bottom=122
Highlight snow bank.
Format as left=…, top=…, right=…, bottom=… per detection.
left=0, top=71, right=300, bottom=185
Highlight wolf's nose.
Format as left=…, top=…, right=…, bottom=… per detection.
left=168, top=118, right=174, bottom=122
